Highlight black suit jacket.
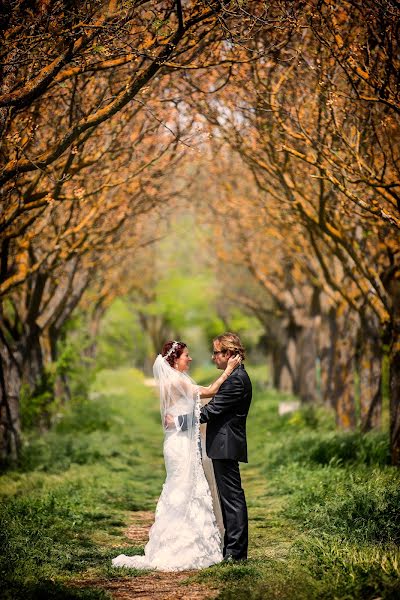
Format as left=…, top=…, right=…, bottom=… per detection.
left=199, top=364, right=252, bottom=463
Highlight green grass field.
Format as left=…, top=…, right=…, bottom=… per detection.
left=1, top=366, right=399, bottom=599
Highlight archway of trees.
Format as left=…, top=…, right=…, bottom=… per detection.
left=1, top=1, right=399, bottom=464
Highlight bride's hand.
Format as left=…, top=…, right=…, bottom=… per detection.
left=226, top=354, right=241, bottom=373
left=164, top=414, right=175, bottom=429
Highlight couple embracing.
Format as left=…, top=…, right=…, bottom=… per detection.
left=112, top=332, right=252, bottom=571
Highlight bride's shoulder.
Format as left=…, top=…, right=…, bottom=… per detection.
left=182, top=371, right=197, bottom=385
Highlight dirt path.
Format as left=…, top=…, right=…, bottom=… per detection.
left=78, top=512, right=218, bottom=600
left=83, top=573, right=216, bottom=600
left=76, top=463, right=295, bottom=600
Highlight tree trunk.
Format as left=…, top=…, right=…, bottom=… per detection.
left=268, top=325, right=293, bottom=392
left=271, top=344, right=282, bottom=389
left=48, top=326, right=71, bottom=406
left=85, top=308, right=103, bottom=359
left=381, top=268, right=400, bottom=466
left=0, top=342, right=22, bottom=465
left=320, top=307, right=336, bottom=407
left=332, top=310, right=357, bottom=430
left=297, top=321, right=318, bottom=403
left=278, top=336, right=296, bottom=394
left=389, top=329, right=400, bottom=465
left=389, top=294, right=400, bottom=465
left=22, top=324, right=44, bottom=390
left=270, top=337, right=294, bottom=392
left=358, top=323, right=382, bottom=432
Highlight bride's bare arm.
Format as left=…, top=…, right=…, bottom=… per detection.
left=197, top=355, right=241, bottom=398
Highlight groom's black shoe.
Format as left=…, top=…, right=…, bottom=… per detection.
left=222, top=555, right=246, bottom=563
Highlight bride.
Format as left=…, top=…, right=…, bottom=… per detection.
left=112, top=340, right=241, bottom=571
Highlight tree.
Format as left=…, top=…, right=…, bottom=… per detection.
left=188, top=5, right=397, bottom=438
left=0, top=0, right=208, bottom=462
left=200, top=3, right=398, bottom=455
left=0, top=0, right=271, bottom=463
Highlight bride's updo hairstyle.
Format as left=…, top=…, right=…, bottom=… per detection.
left=162, top=340, right=187, bottom=368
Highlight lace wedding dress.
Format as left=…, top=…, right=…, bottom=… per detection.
left=112, top=355, right=223, bottom=571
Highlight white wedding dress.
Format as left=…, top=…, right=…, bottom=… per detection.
left=112, top=357, right=223, bottom=571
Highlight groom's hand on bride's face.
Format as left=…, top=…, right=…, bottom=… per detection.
left=164, top=414, right=175, bottom=429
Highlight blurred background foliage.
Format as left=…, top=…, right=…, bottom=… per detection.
left=18, top=209, right=265, bottom=435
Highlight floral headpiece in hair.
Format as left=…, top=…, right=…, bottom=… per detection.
left=164, top=341, right=179, bottom=359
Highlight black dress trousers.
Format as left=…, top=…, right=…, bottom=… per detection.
left=212, top=458, right=248, bottom=559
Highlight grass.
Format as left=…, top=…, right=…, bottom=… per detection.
left=1, top=364, right=399, bottom=599
left=0, top=368, right=163, bottom=599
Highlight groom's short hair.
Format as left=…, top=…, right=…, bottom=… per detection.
left=214, top=332, right=245, bottom=360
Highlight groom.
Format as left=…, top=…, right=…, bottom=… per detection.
left=168, top=332, right=252, bottom=561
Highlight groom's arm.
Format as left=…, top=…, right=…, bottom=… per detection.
left=176, top=414, right=191, bottom=431
left=200, top=376, right=243, bottom=424
left=164, top=413, right=194, bottom=431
